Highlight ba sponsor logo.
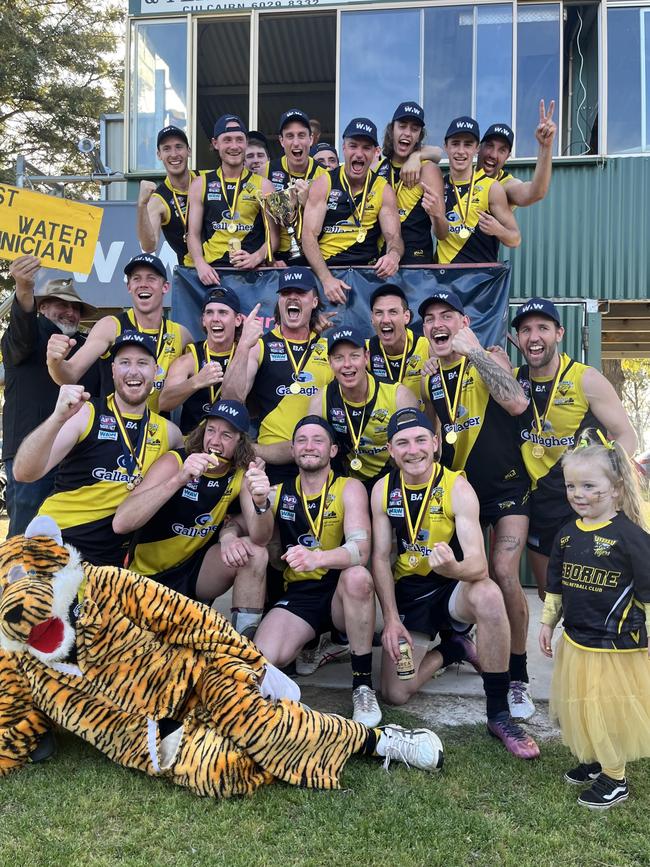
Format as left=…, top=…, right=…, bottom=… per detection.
left=126, top=420, right=139, bottom=429
left=409, top=491, right=424, bottom=502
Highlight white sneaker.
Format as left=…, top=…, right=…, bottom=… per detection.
left=295, top=634, right=350, bottom=676
left=508, top=680, right=536, bottom=721
left=378, top=725, right=444, bottom=772
left=352, top=685, right=382, bottom=727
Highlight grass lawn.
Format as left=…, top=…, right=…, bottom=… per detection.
left=1, top=711, right=649, bottom=867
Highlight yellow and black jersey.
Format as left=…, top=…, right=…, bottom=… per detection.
left=436, top=170, right=499, bottom=264
left=515, top=354, right=604, bottom=497
left=129, top=449, right=243, bottom=577
left=322, top=375, right=399, bottom=481
left=192, top=169, right=266, bottom=268
left=151, top=170, right=207, bottom=264
left=318, top=166, right=387, bottom=266
left=38, top=397, right=171, bottom=566
left=382, top=464, right=463, bottom=582
left=252, top=328, right=331, bottom=445
left=496, top=168, right=514, bottom=186
left=100, top=310, right=184, bottom=414
left=179, top=341, right=234, bottom=434
left=375, top=157, right=433, bottom=264
left=424, top=359, right=527, bottom=502
left=548, top=512, right=650, bottom=651
left=265, top=156, right=326, bottom=256
left=367, top=329, right=429, bottom=404
left=274, top=472, right=347, bottom=585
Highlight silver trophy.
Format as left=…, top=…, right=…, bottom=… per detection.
left=258, top=181, right=302, bottom=260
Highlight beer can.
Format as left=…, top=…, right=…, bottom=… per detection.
left=396, top=638, right=415, bottom=680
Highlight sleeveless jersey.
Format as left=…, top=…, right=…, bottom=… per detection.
left=367, top=329, right=430, bottom=403
left=38, top=397, right=170, bottom=566
left=382, top=464, right=463, bottom=581
left=322, top=375, right=399, bottom=481
left=515, top=354, right=604, bottom=496
left=273, top=472, right=347, bottom=585
left=129, top=449, right=244, bottom=577
left=252, top=328, right=332, bottom=445
left=318, top=166, right=388, bottom=265
left=424, top=359, right=527, bottom=501
left=548, top=512, right=650, bottom=652
left=265, top=156, right=326, bottom=255
left=100, top=310, right=184, bottom=414
left=196, top=169, right=266, bottom=267
left=179, top=341, right=234, bottom=434
left=496, top=168, right=514, bottom=187
left=437, top=170, right=499, bottom=264
left=375, top=158, right=433, bottom=264
left=151, top=170, right=205, bottom=264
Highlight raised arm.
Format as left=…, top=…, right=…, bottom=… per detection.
left=219, top=305, right=263, bottom=402
left=136, top=180, right=165, bottom=253
left=47, top=315, right=117, bottom=385
left=374, top=184, right=404, bottom=279
left=238, top=462, right=274, bottom=546
left=582, top=367, right=637, bottom=456
left=505, top=100, right=556, bottom=208
left=112, top=450, right=190, bottom=534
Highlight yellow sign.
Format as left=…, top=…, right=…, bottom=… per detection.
left=0, top=184, right=103, bottom=275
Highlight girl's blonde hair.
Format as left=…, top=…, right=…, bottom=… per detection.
left=562, top=428, right=647, bottom=531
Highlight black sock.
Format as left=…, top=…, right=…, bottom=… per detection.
left=359, top=728, right=379, bottom=756
left=437, top=638, right=466, bottom=669
left=509, top=652, right=528, bottom=683
left=482, top=671, right=510, bottom=720
left=351, top=652, right=373, bottom=690
left=331, top=627, right=348, bottom=645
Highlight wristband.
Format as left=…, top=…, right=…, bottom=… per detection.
left=254, top=498, right=271, bottom=515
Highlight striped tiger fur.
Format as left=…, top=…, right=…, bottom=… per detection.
left=0, top=516, right=368, bottom=795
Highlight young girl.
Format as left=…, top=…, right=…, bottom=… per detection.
left=539, top=429, right=650, bottom=810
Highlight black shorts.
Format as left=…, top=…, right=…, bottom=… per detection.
left=271, top=570, right=340, bottom=633
left=394, top=573, right=471, bottom=639
left=150, top=546, right=213, bottom=601
left=527, top=487, right=575, bottom=557
left=479, top=486, right=530, bottom=529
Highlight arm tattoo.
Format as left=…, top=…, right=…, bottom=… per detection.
left=467, top=348, right=525, bottom=404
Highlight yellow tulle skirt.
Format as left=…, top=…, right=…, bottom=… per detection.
left=550, top=635, right=650, bottom=770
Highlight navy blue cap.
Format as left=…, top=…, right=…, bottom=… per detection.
left=292, top=414, right=337, bottom=442
left=482, top=123, right=514, bottom=150
left=110, top=330, right=158, bottom=361
left=392, top=101, right=425, bottom=126
left=203, top=286, right=241, bottom=314
left=511, top=298, right=562, bottom=330
left=370, top=283, right=407, bottom=309
left=387, top=407, right=436, bottom=441
left=157, top=125, right=189, bottom=148
left=314, top=142, right=339, bottom=160
left=213, top=114, right=248, bottom=138
left=342, top=117, right=378, bottom=146
left=205, top=399, right=250, bottom=434
left=124, top=253, right=167, bottom=281
left=445, top=116, right=480, bottom=142
left=279, top=109, right=311, bottom=133
left=418, top=289, right=465, bottom=319
left=247, top=130, right=269, bottom=150
left=277, top=267, right=319, bottom=294
left=327, top=327, right=366, bottom=352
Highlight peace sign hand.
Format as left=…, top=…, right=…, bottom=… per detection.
left=535, top=99, right=557, bottom=147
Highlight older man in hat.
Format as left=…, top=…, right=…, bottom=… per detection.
left=1, top=255, right=99, bottom=535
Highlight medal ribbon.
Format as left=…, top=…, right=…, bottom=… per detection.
left=129, top=311, right=166, bottom=363
left=281, top=331, right=317, bottom=386
left=339, top=166, right=372, bottom=231
left=379, top=330, right=411, bottom=384
left=297, top=470, right=333, bottom=547
left=531, top=357, right=569, bottom=439
left=168, top=171, right=195, bottom=241
left=107, top=394, right=149, bottom=481
left=203, top=342, right=234, bottom=404
left=340, top=376, right=371, bottom=460
left=451, top=169, right=476, bottom=231
left=218, top=167, right=243, bottom=233
left=400, top=464, right=443, bottom=551
left=439, top=357, right=468, bottom=431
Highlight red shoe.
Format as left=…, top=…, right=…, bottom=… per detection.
left=487, top=712, right=540, bottom=759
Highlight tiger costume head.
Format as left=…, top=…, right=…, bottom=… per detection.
left=0, top=516, right=84, bottom=663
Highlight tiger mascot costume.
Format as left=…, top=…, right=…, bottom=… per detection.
left=0, top=516, right=388, bottom=797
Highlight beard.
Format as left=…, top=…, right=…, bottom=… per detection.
left=56, top=320, right=79, bottom=337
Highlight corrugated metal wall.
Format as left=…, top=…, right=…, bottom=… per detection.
left=506, top=156, right=650, bottom=302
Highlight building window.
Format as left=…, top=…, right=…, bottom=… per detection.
left=129, top=19, right=188, bottom=173
left=608, top=6, right=650, bottom=154
left=516, top=4, right=561, bottom=157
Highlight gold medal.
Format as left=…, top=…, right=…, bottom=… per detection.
left=408, top=554, right=419, bottom=568
left=532, top=444, right=545, bottom=459
left=289, top=381, right=301, bottom=394
left=227, top=222, right=237, bottom=234
left=350, top=457, right=363, bottom=472
left=458, top=227, right=470, bottom=240
left=126, top=480, right=135, bottom=492
left=133, top=473, right=143, bottom=487
left=445, top=430, right=458, bottom=445
left=356, top=229, right=367, bottom=243
left=451, top=170, right=476, bottom=244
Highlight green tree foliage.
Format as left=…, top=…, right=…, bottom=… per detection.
left=0, top=0, right=125, bottom=185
